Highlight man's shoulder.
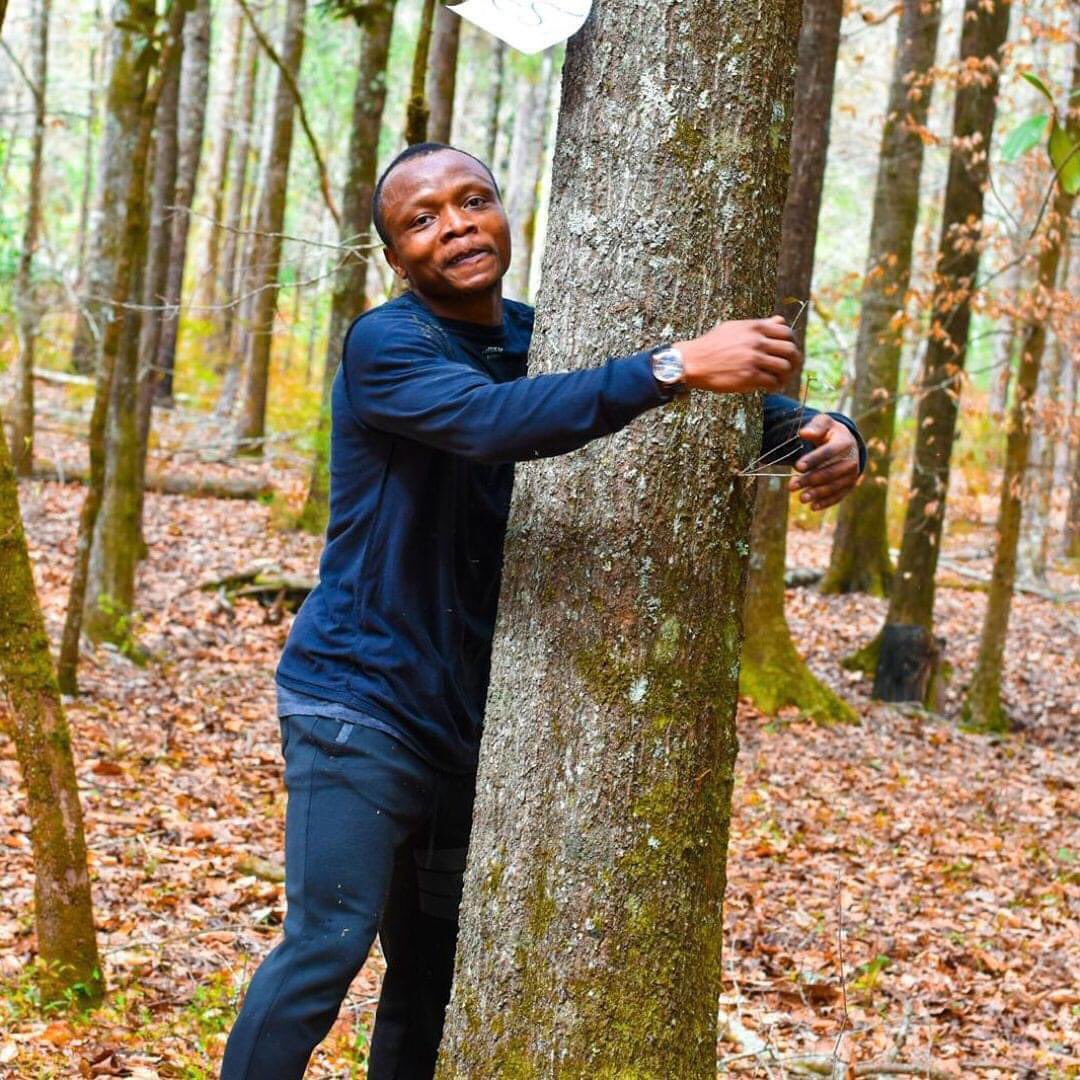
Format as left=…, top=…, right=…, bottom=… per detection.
left=345, top=294, right=447, bottom=357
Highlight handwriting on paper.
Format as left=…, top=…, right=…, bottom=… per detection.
left=447, top=0, right=592, bottom=55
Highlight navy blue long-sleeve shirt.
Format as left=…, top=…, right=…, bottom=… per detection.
left=277, top=292, right=864, bottom=772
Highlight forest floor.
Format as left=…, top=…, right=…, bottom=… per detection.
left=0, top=393, right=1077, bottom=1079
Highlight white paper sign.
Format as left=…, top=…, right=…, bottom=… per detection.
left=447, top=0, right=592, bottom=55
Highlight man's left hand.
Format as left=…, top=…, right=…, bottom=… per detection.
left=790, top=415, right=860, bottom=511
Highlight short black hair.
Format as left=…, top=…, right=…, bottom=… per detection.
left=371, top=142, right=501, bottom=247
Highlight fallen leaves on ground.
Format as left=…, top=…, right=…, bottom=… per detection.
left=0, top=414, right=1076, bottom=1078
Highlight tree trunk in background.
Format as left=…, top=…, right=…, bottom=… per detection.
left=0, top=0, right=7, bottom=35
left=214, top=24, right=260, bottom=406
left=1019, top=284, right=1068, bottom=583
left=819, top=0, right=941, bottom=597
left=503, top=52, right=554, bottom=302
left=0, top=426, right=103, bottom=1005
left=81, top=3, right=187, bottom=649
left=437, top=0, right=800, bottom=1071
left=70, top=1, right=164, bottom=374
left=135, top=16, right=185, bottom=432
left=298, top=0, right=396, bottom=534
left=738, top=0, right=853, bottom=725
left=196, top=7, right=245, bottom=310
left=870, top=0, right=1012, bottom=696
left=426, top=1, right=460, bottom=143
left=964, top=180, right=1075, bottom=731
left=404, top=0, right=436, bottom=145
left=233, top=0, right=307, bottom=453
left=75, top=0, right=104, bottom=292
left=155, top=0, right=212, bottom=405
left=57, top=0, right=165, bottom=689
left=989, top=257, right=1025, bottom=418
left=486, top=38, right=505, bottom=165
left=11, top=0, right=51, bottom=477
left=1066, top=428, right=1080, bottom=559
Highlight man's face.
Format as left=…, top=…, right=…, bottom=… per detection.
left=380, top=150, right=512, bottom=301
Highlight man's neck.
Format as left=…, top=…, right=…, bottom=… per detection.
left=412, top=285, right=504, bottom=327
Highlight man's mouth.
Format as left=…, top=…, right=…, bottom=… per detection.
left=445, top=247, right=491, bottom=269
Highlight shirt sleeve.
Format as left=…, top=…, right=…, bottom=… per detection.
left=341, top=311, right=670, bottom=464
left=762, top=393, right=868, bottom=475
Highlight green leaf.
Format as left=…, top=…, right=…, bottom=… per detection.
left=1002, top=114, right=1048, bottom=162
left=1021, top=72, right=1055, bottom=103
left=1049, top=122, right=1080, bottom=196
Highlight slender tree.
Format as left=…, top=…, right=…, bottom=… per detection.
left=503, top=52, right=555, bottom=302
left=75, top=0, right=105, bottom=291
left=437, top=0, right=801, bottom=1071
left=487, top=38, right=505, bottom=165
left=1067, top=425, right=1080, bottom=559
left=195, top=6, right=245, bottom=310
left=298, top=0, right=397, bottom=533
left=232, top=0, right=307, bottom=453
left=868, top=0, right=1013, bottom=697
left=404, top=0, right=436, bottom=145
left=11, top=0, right=51, bottom=477
left=426, top=1, right=459, bottom=143
left=964, top=53, right=1079, bottom=731
left=155, top=0, right=211, bottom=406
left=739, top=0, right=854, bottom=724
left=0, top=423, right=103, bottom=1005
left=58, top=0, right=184, bottom=683
left=819, top=0, right=942, bottom=596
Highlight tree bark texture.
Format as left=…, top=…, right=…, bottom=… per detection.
left=11, top=0, right=51, bottom=477
left=404, top=0, right=436, bottom=145
left=196, top=6, right=246, bottom=310
left=877, top=0, right=1011, bottom=653
left=0, top=425, right=103, bottom=1003
left=964, top=181, right=1076, bottom=732
left=57, top=0, right=163, bottom=690
left=739, top=0, right=854, bottom=725
left=820, top=0, right=942, bottom=597
left=233, top=0, right=307, bottom=453
left=437, top=0, right=801, bottom=1074
left=299, top=0, right=396, bottom=533
left=69, top=0, right=159, bottom=376
left=503, top=52, right=555, bottom=302
left=1066, top=421, right=1080, bottom=559
left=426, top=1, right=460, bottom=144
left=155, top=0, right=212, bottom=405
left=75, top=1, right=104, bottom=291
left=487, top=38, right=506, bottom=164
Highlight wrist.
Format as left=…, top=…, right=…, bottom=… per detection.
left=673, top=338, right=706, bottom=389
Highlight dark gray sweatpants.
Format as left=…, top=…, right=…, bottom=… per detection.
left=220, top=715, right=475, bottom=1080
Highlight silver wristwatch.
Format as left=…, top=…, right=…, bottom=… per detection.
left=650, top=345, right=687, bottom=393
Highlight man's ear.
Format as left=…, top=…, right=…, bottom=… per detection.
left=382, top=246, right=408, bottom=281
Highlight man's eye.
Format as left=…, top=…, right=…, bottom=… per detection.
left=465, top=196, right=487, bottom=208
left=412, top=214, right=434, bottom=228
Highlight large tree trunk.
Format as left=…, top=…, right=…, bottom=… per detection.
left=298, top=0, right=396, bottom=534
left=58, top=0, right=181, bottom=678
left=739, top=0, right=854, bottom=725
left=964, top=179, right=1076, bottom=731
left=232, top=0, right=307, bottom=454
left=11, top=0, right=51, bottom=477
left=819, top=0, right=942, bottom=597
left=0, top=426, right=103, bottom=1004
left=425, top=1, right=460, bottom=144
left=870, top=0, right=1013, bottom=697
left=195, top=6, right=245, bottom=311
left=437, top=0, right=800, bottom=1073
left=155, top=0, right=212, bottom=406
left=503, top=52, right=555, bottom=303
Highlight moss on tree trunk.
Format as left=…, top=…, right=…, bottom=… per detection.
left=0, top=426, right=102, bottom=1004
left=819, top=0, right=942, bottom=597
left=404, top=0, right=436, bottom=145
left=437, top=0, right=800, bottom=1073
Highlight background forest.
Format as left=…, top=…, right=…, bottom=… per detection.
left=0, top=0, right=1076, bottom=1076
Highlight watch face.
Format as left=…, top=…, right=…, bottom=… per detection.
left=652, top=349, right=684, bottom=384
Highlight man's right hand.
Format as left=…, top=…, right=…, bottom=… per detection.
left=675, top=315, right=800, bottom=394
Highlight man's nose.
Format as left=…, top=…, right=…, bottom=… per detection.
left=441, top=204, right=475, bottom=239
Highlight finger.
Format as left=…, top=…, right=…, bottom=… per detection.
left=799, top=477, right=853, bottom=504
left=760, top=337, right=800, bottom=363
left=754, top=352, right=794, bottom=380
left=809, top=491, right=847, bottom=511
left=760, top=317, right=795, bottom=341
left=791, top=459, right=853, bottom=491
left=794, top=441, right=838, bottom=472
left=796, top=414, right=831, bottom=445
